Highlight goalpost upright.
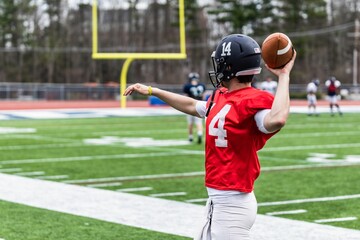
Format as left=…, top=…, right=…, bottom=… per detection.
left=91, top=0, right=187, bottom=108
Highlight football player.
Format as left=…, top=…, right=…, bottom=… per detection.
left=260, top=76, right=278, bottom=95
left=306, top=78, right=320, bottom=116
left=325, top=76, right=342, bottom=116
left=183, top=72, right=206, bottom=143
left=123, top=34, right=296, bottom=240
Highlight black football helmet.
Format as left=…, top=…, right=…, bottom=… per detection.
left=188, top=72, right=200, bottom=82
left=209, top=34, right=262, bottom=88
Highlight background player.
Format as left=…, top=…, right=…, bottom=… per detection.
left=325, top=76, right=342, bottom=116
left=183, top=72, right=206, bottom=143
left=306, top=78, right=320, bottom=116
left=123, top=34, right=296, bottom=240
left=260, top=76, right=278, bottom=95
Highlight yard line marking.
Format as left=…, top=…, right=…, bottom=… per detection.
left=266, top=209, right=307, bottom=216
left=63, top=160, right=360, bottom=185
left=14, top=171, right=45, bottom=177
left=276, top=131, right=360, bottom=138
left=63, top=129, right=185, bottom=137
left=258, top=156, right=305, bottom=162
left=258, top=194, right=360, bottom=207
left=117, top=187, right=153, bottom=192
left=36, top=175, right=69, bottom=180
left=0, top=151, right=203, bottom=165
left=285, top=123, right=358, bottom=129
left=150, top=192, right=187, bottom=197
left=0, top=134, right=76, bottom=143
left=86, top=182, right=123, bottom=188
left=185, top=198, right=208, bottom=203
left=0, top=143, right=84, bottom=151
left=314, top=217, right=357, bottom=223
left=95, top=129, right=185, bottom=136
left=261, top=142, right=360, bottom=152
left=0, top=168, right=22, bottom=173
left=63, top=171, right=205, bottom=184
left=261, top=162, right=360, bottom=171
left=0, top=127, right=36, bottom=134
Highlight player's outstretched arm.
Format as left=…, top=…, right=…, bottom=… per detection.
left=263, top=50, right=297, bottom=132
left=123, top=83, right=200, bottom=117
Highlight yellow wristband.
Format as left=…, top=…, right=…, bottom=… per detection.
left=148, top=86, right=152, bottom=96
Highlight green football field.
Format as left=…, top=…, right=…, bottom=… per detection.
left=0, top=112, right=359, bottom=239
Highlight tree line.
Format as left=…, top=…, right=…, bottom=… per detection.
left=0, top=0, right=359, bottom=87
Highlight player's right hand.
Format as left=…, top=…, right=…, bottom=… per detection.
left=266, top=50, right=297, bottom=77
left=123, top=83, right=150, bottom=96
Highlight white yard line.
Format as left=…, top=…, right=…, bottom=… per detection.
left=258, top=194, right=360, bottom=207
left=150, top=192, right=187, bottom=197
left=185, top=198, right=207, bottom=203
left=0, top=173, right=359, bottom=240
left=314, top=217, right=358, bottom=223
left=285, top=123, right=358, bottom=129
left=0, top=151, right=202, bottom=165
left=0, top=168, right=22, bottom=173
left=1, top=142, right=359, bottom=165
left=266, top=209, right=308, bottom=216
left=63, top=171, right=205, bottom=184
left=261, top=142, right=360, bottom=152
left=276, top=131, right=360, bottom=138
left=0, top=134, right=75, bottom=143
left=86, top=182, right=123, bottom=188
left=0, top=143, right=84, bottom=151
left=262, top=162, right=360, bottom=171
left=36, top=175, right=69, bottom=180
left=63, top=160, right=360, bottom=185
left=117, top=187, right=153, bottom=192
left=14, top=171, right=45, bottom=177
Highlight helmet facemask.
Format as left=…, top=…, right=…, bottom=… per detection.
left=209, top=51, right=226, bottom=88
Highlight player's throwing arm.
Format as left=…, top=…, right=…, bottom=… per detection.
left=123, top=83, right=200, bottom=117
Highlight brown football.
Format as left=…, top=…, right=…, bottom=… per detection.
left=261, top=32, right=294, bottom=69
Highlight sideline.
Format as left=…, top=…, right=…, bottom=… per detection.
left=0, top=173, right=359, bottom=240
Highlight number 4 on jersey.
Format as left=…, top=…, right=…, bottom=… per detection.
left=208, top=104, right=231, bottom=147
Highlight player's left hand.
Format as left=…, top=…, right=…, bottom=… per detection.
left=123, top=83, right=150, bottom=96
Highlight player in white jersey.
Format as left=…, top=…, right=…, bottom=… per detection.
left=260, top=76, right=277, bottom=95
left=306, top=79, right=320, bottom=116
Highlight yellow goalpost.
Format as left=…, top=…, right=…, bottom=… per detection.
left=91, top=0, right=187, bottom=108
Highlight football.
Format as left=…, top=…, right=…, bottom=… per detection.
left=261, top=32, right=294, bottom=69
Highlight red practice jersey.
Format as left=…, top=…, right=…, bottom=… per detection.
left=205, top=87, right=277, bottom=192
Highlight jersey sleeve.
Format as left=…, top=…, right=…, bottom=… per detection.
left=195, top=101, right=207, bottom=118
left=254, top=109, right=274, bottom=134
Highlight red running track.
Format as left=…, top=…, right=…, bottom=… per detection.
left=0, top=99, right=359, bottom=110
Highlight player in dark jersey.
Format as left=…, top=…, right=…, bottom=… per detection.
left=124, top=34, right=296, bottom=240
left=183, top=72, right=206, bottom=143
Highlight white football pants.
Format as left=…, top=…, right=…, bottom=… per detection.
left=195, top=191, right=257, bottom=240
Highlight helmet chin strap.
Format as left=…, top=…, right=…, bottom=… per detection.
left=205, top=89, right=217, bottom=117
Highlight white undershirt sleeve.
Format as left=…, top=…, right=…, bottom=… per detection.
left=254, top=109, right=274, bottom=134
left=195, top=101, right=207, bottom=118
